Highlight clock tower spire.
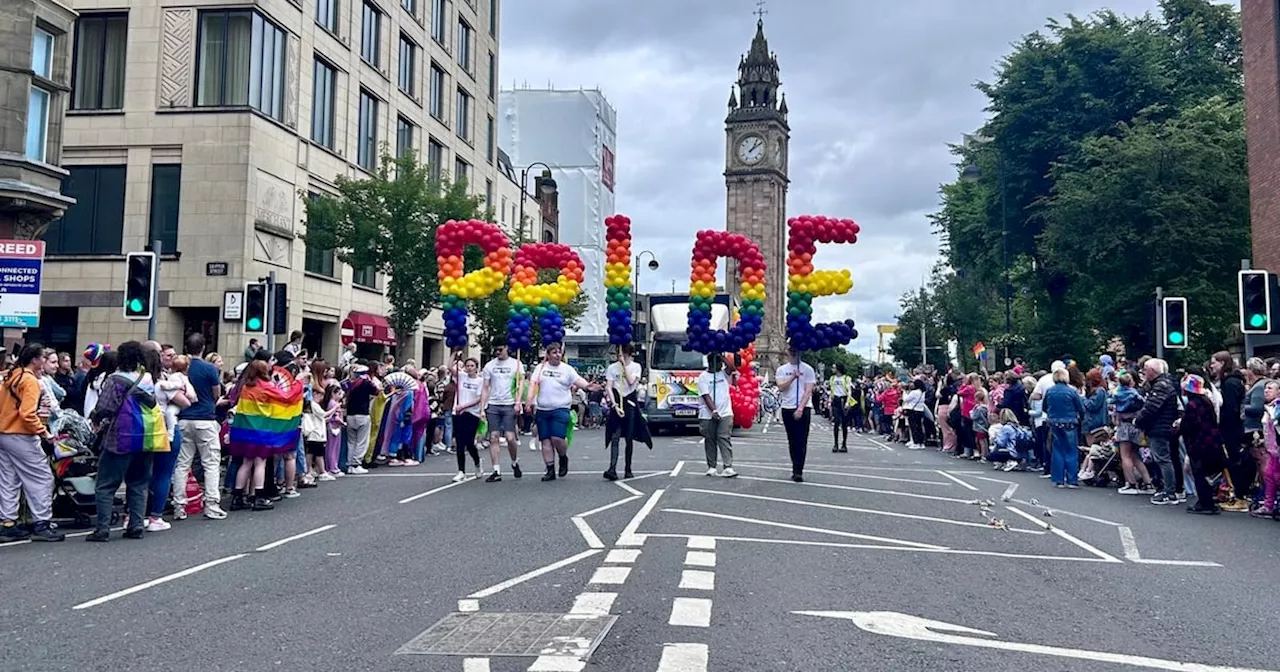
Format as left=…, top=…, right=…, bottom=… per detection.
left=725, top=10, right=789, bottom=370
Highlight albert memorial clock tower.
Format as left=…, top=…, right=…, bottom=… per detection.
left=725, top=16, right=789, bottom=370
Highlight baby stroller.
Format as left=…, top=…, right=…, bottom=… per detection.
left=47, top=411, right=122, bottom=528
left=1078, top=428, right=1123, bottom=487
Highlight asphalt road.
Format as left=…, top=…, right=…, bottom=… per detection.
left=3, top=415, right=1280, bottom=672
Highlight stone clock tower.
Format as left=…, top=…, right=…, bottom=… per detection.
left=725, top=16, right=789, bottom=371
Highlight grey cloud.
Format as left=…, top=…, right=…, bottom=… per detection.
left=499, top=0, right=1178, bottom=359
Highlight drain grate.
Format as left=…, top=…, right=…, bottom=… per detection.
left=395, top=612, right=618, bottom=658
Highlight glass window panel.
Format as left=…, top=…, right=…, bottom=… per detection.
left=31, top=29, right=54, bottom=78
left=25, top=87, right=49, bottom=162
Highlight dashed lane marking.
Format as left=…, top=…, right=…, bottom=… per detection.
left=588, top=566, right=632, bottom=585
left=668, top=597, right=712, bottom=627
left=463, top=658, right=491, bottom=672
left=457, top=599, right=479, bottom=612
left=684, top=551, right=717, bottom=568
left=604, top=549, right=641, bottom=564
left=679, top=570, right=715, bottom=591
left=656, top=643, right=709, bottom=672
left=569, top=592, right=618, bottom=615
left=73, top=554, right=248, bottom=610
left=687, top=536, right=716, bottom=550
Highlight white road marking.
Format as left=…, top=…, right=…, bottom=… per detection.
left=1004, top=506, right=1121, bottom=563
left=616, top=488, right=665, bottom=547
left=863, top=436, right=896, bottom=451
left=569, top=592, right=617, bottom=615
left=458, top=599, right=480, bottom=612
left=679, top=569, right=716, bottom=590
left=665, top=508, right=947, bottom=550
left=570, top=517, right=604, bottom=549
left=254, top=524, right=336, bottom=551
left=628, top=471, right=667, bottom=481
left=735, top=475, right=975, bottom=504
left=738, top=463, right=950, bottom=486
left=73, top=554, right=248, bottom=610
left=589, top=566, right=632, bottom=585
left=734, top=461, right=963, bottom=473
left=1118, top=526, right=1140, bottom=561
left=671, top=460, right=686, bottom=477
left=797, top=611, right=1274, bottom=672
left=1011, top=498, right=1121, bottom=526
left=604, top=549, right=641, bottom=564
left=527, top=655, right=586, bottom=671
left=468, top=550, right=602, bottom=598
left=615, top=480, right=644, bottom=496
left=398, top=477, right=473, bottom=504
left=687, top=536, right=716, bottom=550
left=656, top=643, right=709, bottom=672
left=680, top=488, right=1042, bottom=534
left=668, top=597, right=712, bottom=627
left=361, top=470, right=662, bottom=478
left=463, top=658, right=491, bottom=672
left=1118, top=526, right=1222, bottom=567
left=1001, top=483, right=1018, bottom=501
left=937, top=471, right=979, bottom=491
left=644, top=533, right=1120, bottom=564
left=573, top=495, right=641, bottom=518
left=684, top=550, right=717, bottom=567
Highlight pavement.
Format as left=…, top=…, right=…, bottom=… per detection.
left=3, top=415, right=1280, bottom=672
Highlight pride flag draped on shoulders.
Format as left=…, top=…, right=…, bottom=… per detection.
left=229, top=366, right=304, bottom=458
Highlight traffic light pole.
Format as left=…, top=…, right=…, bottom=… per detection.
left=148, top=239, right=161, bottom=341
left=265, top=270, right=276, bottom=353
left=1243, top=258, right=1254, bottom=360
left=1155, top=285, right=1164, bottom=360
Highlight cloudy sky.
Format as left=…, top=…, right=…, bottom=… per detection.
left=498, top=0, right=1208, bottom=360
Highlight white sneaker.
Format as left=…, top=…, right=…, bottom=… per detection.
left=330, top=470, right=344, bottom=478
left=318, top=472, right=336, bottom=482
left=451, top=471, right=466, bottom=483
left=145, top=518, right=171, bottom=532
left=203, top=503, right=228, bottom=520
left=722, top=468, right=738, bottom=478
left=1002, top=461, right=1018, bottom=472
left=529, top=438, right=540, bottom=452
left=172, top=507, right=187, bottom=521
left=432, top=443, right=447, bottom=453
left=474, top=468, right=484, bottom=480
left=706, top=468, right=719, bottom=476
left=349, top=466, right=369, bottom=475
left=284, top=489, right=300, bottom=499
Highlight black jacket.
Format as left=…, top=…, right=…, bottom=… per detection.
left=1217, top=370, right=1245, bottom=448
left=1135, top=373, right=1179, bottom=438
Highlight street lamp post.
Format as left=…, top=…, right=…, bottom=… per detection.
left=960, top=138, right=1011, bottom=366
left=633, top=250, right=659, bottom=316
left=518, top=162, right=557, bottom=242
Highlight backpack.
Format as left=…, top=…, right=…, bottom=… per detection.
left=113, top=376, right=171, bottom=454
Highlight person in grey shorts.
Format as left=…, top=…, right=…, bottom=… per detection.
left=697, top=354, right=737, bottom=478
left=481, top=345, right=524, bottom=482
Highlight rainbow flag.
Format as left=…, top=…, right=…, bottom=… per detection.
left=230, top=368, right=304, bottom=456
left=114, top=376, right=170, bottom=454
left=972, top=342, right=987, bottom=359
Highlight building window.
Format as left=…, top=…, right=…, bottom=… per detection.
left=485, top=115, right=494, bottom=164
left=398, top=35, right=416, bottom=96
left=455, top=87, right=471, bottom=141
left=353, top=265, right=377, bottom=288
left=489, top=0, right=496, bottom=36
left=361, top=1, right=381, bottom=66
left=484, top=179, right=493, bottom=209
left=542, top=230, right=554, bottom=243
left=46, top=166, right=126, bottom=255
left=305, top=191, right=336, bottom=277
left=311, top=58, right=336, bottom=149
left=149, top=165, right=182, bottom=253
left=427, top=138, right=445, bottom=180
left=401, top=0, right=416, bottom=16
left=456, top=20, right=472, bottom=73
left=429, top=63, right=446, bottom=120
left=25, top=28, right=55, bottom=162
left=72, top=14, right=127, bottom=111
left=454, top=157, right=470, bottom=184
left=197, top=10, right=287, bottom=121
left=316, top=0, right=338, bottom=33
left=431, top=0, right=447, bottom=44
left=357, top=90, right=379, bottom=171
left=396, top=116, right=415, bottom=158
left=487, top=52, right=495, bottom=99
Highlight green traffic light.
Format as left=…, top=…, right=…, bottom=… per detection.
left=247, top=317, right=262, bottom=330
left=1169, top=331, right=1185, bottom=345
left=128, top=298, right=144, bottom=314
left=1251, top=313, right=1267, bottom=329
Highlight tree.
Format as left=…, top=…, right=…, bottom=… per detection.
left=887, top=287, right=952, bottom=372
left=302, top=149, right=485, bottom=360
left=804, top=347, right=869, bottom=378
left=470, top=268, right=588, bottom=367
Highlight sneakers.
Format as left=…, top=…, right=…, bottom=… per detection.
left=512, top=463, right=523, bottom=479
left=485, top=470, right=502, bottom=483
left=123, top=528, right=144, bottom=540
left=318, top=472, right=337, bottom=482
left=86, top=528, right=110, bottom=542
left=348, top=466, right=369, bottom=475
left=1150, top=493, right=1176, bottom=505
left=0, top=522, right=30, bottom=544
left=1139, top=484, right=1157, bottom=494
left=145, top=517, right=171, bottom=532
left=1221, top=499, right=1250, bottom=512
left=474, top=468, right=484, bottom=480
left=453, top=471, right=468, bottom=483
left=30, top=522, right=64, bottom=542
left=1175, top=492, right=1188, bottom=504
left=529, top=438, right=540, bottom=452
left=403, top=459, right=420, bottom=467
left=432, top=442, right=446, bottom=454
left=283, top=489, right=301, bottom=499
left=706, top=468, right=719, bottom=477
left=388, top=459, right=405, bottom=467
left=1249, top=506, right=1274, bottom=518
left=558, top=455, right=569, bottom=478
left=722, top=468, right=738, bottom=478
left=1118, top=484, right=1140, bottom=495
left=204, top=503, right=228, bottom=520
left=173, top=507, right=188, bottom=521
left=1001, top=461, right=1018, bottom=472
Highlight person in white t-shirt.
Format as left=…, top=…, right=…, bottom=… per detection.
left=697, top=354, right=736, bottom=478
left=450, top=357, right=485, bottom=482
left=480, top=345, right=524, bottom=482
left=775, top=344, right=818, bottom=482
left=526, top=343, right=598, bottom=482
left=604, top=343, right=647, bottom=481
left=1030, top=360, right=1066, bottom=476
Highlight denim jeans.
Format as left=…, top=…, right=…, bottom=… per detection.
left=1049, top=423, right=1079, bottom=485
left=148, top=425, right=181, bottom=516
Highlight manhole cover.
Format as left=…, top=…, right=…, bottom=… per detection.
left=396, top=612, right=618, bottom=658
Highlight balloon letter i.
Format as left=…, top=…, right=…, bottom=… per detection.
left=605, top=215, right=634, bottom=346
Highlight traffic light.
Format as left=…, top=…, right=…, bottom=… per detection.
left=123, top=252, right=156, bottom=320
left=1162, top=297, right=1188, bottom=350
left=1239, top=270, right=1273, bottom=334
left=244, top=283, right=267, bottom=334
left=271, top=283, right=288, bottom=335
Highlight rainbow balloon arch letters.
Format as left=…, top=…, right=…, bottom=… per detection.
left=431, top=214, right=860, bottom=383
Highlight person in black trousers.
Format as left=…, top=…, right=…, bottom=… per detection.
left=775, top=345, right=817, bottom=482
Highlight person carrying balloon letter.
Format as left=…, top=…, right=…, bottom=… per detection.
left=698, top=353, right=737, bottom=478
left=603, top=343, right=652, bottom=481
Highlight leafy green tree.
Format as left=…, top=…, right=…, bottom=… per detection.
left=302, top=149, right=485, bottom=360
left=804, top=347, right=869, bottom=378
left=470, top=268, right=588, bottom=367
left=887, top=288, right=952, bottom=372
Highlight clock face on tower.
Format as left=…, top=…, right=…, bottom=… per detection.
left=737, top=135, right=766, bottom=165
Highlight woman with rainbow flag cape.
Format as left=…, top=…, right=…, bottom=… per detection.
left=372, top=371, right=417, bottom=466
left=227, top=360, right=303, bottom=512
left=88, top=341, right=170, bottom=541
